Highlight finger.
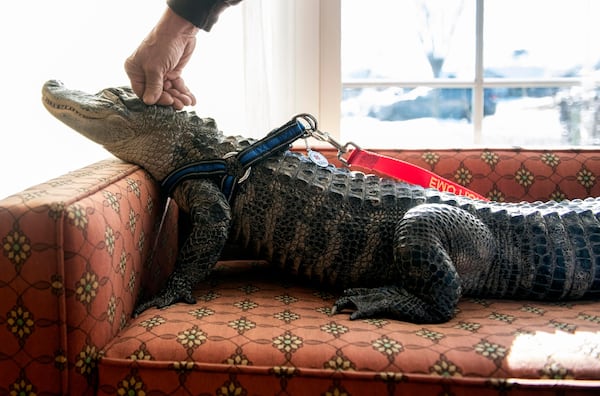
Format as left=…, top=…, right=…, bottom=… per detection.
left=170, top=78, right=196, bottom=106
left=141, top=70, right=166, bottom=105
left=124, top=57, right=147, bottom=100
left=166, top=88, right=193, bottom=108
left=156, top=91, right=175, bottom=107
left=129, top=80, right=147, bottom=101
left=171, top=97, right=185, bottom=110
left=162, top=80, right=190, bottom=108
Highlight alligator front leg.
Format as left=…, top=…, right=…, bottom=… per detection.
left=333, top=203, right=496, bottom=323
left=134, top=179, right=231, bottom=316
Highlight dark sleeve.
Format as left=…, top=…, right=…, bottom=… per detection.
left=167, top=0, right=243, bottom=31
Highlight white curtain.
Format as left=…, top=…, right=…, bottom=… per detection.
left=241, top=0, right=322, bottom=137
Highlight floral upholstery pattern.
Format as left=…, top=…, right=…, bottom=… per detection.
left=97, top=261, right=600, bottom=396
left=2, top=149, right=600, bottom=395
left=0, top=159, right=178, bottom=395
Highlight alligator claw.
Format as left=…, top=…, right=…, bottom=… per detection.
left=331, top=296, right=354, bottom=316
left=133, top=286, right=196, bottom=317
left=333, top=286, right=434, bottom=321
left=332, top=290, right=389, bottom=320
left=334, top=286, right=454, bottom=323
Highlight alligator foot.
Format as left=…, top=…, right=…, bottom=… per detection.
left=332, top=287, right=396, bottom=320
left=133, top=279, right=196, bottom=317
left=332, top=286, right=451, bottom=323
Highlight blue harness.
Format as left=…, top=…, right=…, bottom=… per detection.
left=161, top=116, right=311, bottom=201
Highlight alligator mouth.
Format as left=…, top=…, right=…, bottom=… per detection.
left=42, top=96, right=107, bottom=120
left=42, top=80, right=115, bottom=120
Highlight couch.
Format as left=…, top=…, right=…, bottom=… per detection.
left=1, top=147, right=600, bottom=395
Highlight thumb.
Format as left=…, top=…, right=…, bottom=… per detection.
left=141, top=71, right=165, bottom=105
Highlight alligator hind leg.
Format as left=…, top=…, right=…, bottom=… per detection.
left=333, top=203, right=496, bottom=323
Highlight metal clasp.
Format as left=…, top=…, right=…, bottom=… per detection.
left=310, top=129, right=360, bottom=166
left=293, top=114, right=360, bottom=167
left=336, top=141, right=360, bottom=166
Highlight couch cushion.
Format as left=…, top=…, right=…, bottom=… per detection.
left=99, top=261, right=600, bottom=395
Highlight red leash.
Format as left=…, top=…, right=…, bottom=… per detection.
left=345, top=148, right=489, bottom=201
left=293, top=113, right=489, bottom=202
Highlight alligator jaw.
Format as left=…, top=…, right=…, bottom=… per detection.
left=42, top=80, right=134, bottom=146
left=42, top=80, right=117, bottom=119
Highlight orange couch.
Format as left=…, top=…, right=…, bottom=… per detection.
left=2, top=148, right=600, bottom=395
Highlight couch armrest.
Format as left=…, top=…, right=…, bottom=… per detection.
left=0, top=159, right=178, bottom=395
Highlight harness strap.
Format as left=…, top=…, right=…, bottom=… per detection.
left=161, top=117, right=307, bottom=201
left=162, top=112, right=489, bottom=202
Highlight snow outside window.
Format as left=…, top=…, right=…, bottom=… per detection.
left=339, top=0, right=600, bottom=148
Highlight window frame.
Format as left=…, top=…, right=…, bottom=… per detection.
left=322, top=0, right=586, bottom=144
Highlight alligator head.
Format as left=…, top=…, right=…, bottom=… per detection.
left=41, top=80, right=230, bottom=180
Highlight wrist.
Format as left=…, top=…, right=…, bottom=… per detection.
left=157, top=7, right=200, bottom=37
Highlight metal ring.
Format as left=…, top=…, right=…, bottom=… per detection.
left=294, top=113, right=318, bottom=132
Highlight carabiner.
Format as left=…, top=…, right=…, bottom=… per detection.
left=292, top=113, right=361, bottom=167
left=337, top=142, right=361, bottom=167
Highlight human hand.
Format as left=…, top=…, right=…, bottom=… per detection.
left=125, top=8, right=199, bottom=110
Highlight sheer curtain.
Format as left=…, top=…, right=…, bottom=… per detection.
left=241, top=0, right=332, bottom=138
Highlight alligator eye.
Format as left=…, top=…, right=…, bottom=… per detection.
left=121, top=95, right=147, bottom=112
left=99, top=87, right=146, bottom=111
left=99, top=88, right=119, bottom=99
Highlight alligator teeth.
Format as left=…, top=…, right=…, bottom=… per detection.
left=43, top=97, right=99, bottom=120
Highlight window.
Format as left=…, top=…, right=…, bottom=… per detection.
left=4, top=0, right=599, bottom=199
left=339, top=0, right=600, bottom=148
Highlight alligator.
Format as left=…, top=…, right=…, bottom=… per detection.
left=42, top=80, right=600, bottom=323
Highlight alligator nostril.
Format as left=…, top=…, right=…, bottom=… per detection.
left=44, top=80, right=64, bottom=91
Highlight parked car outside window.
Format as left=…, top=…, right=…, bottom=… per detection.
left=367, top=87, right=497, bottom=122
